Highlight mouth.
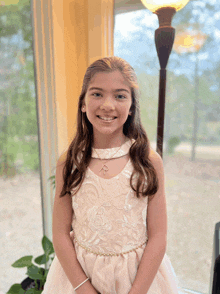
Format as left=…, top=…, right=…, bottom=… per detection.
left=97, top=115, right=117, bottom=122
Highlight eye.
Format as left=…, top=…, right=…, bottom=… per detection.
left=92, top=92, right=102, bottom=97
left=116, top=94, right=126, bottom=99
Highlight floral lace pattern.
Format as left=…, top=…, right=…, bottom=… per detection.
left=71, top=159, right=148, bottom=255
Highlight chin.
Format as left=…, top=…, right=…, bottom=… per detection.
left=94, top=126, right=123, bottom=136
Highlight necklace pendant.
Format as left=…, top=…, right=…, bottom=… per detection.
left=100, top=165, right=109, bottom=174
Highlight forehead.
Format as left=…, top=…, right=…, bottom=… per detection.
left=88, top=70, right=131, bottom=92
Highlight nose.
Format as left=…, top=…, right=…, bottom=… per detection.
left=100, top=96, right=115, bottom=111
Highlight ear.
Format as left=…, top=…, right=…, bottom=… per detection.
left=81, top=104, right=86, bottom=112
left=128, top=110, right=132, bottom=115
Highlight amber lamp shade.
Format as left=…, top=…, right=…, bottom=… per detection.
left=140, top=0, right=190, bottom=13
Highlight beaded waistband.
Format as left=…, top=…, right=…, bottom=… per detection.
left=74, top=237, right=147, bottom=256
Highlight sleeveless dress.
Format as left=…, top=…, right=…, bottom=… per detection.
left=42, top=139, right=180, bottom=294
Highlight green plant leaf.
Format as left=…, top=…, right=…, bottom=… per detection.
left=25, top=289, right=42, bottom=294
left=34, top=254, right=49, bottom=265
left=6, top=284, right=25, bottom=294
left=45, top=268, right=49, bottom=276
left=12, top=256, right=33, bottom=268
left=42, top=236, right=54, bottom=256
left=42, top=268, right=49, bottom=282
left=26, top=265, right=44, bottom=280
left=38, top=267, right=45, bottom=276
left=48, top=175, right=55, bottom=190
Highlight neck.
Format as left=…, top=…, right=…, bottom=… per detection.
left=92, top=134, right=128, bottom=149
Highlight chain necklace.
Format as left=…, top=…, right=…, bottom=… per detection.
left=93, top=138, right=125, bottom=176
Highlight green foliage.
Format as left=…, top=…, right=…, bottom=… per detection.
left=0, top=0, right=39, bottom=178
left=0, top=152, right=17, bottom=177
left=7, top=284, right=25, bottom=294
left=34, top=254, right=49, bottom=265
left=25, top=290, right=42, bottom=294
left=42, top=236, right=54, bottom=255
left=7, top=236, right=54, bottom=294
left=0, top=136, right=39, bottom=176
left=21, top=140, right=39, bottom=172
left=167, top=136, right=181, bottom=155
left=12, top=256, right=33, bottom=268
left=26, top=265, right=45, bottom=281
left=136, top=69, right=220, bottom=148
left=48, top=175, right=56, bottom=190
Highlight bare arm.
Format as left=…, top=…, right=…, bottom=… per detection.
left=128, top=150, right=167, bottom=294
left=52, top=155, right=98, bottom=294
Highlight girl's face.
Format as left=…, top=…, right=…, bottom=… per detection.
left=82, top=70, right=132, bottom=140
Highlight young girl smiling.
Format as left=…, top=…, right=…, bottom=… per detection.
left=42, top=56, right=179, bottom=294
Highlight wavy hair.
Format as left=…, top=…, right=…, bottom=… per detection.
left=60, top=56, right=158, bottom=198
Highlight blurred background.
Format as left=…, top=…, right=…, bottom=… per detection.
left=0, top=0, right=220, bottom=293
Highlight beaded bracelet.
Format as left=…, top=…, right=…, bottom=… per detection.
left=74, top=277, right=89, bottom=291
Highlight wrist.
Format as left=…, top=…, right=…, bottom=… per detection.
left=74, top=277, right=89, bottom=291
left=128, top=285, right=139, bottom=294
left=74, top=278, right=97, bottom=294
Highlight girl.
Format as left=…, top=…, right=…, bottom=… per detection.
left=42, top=56, right=180, bottom=294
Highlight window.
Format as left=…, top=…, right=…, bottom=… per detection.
left=0, top=1, right=43, bottom=292
left=114, top=1, right=220, bottom=293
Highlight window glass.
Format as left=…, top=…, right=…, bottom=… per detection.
left=0, top=1, right=43, bottom=292
left=114, top=1, right=220, bottom=293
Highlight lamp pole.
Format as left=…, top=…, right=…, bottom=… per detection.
left=140, top=0, right=190, bottom=158
left=154, top=7, right=176, bottom=157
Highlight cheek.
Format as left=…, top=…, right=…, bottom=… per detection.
left=86, top=100, right=97, bottom=118
left=86, top=98, right=94, bottom=111
left=123, top=104, right=132, bottom=116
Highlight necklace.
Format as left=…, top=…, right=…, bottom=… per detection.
left=92, top=138, right=130, bottom=176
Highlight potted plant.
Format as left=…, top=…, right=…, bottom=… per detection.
left=7, top=236, right=54, bottom=294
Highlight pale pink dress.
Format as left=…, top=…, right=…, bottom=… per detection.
left=42, top=140, right=180, bottom=294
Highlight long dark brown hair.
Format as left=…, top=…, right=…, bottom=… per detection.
left=60, top=56, right=158, bottom=199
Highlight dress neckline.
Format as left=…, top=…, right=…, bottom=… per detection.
left=87, top=158, right=131, bottom=181
left=91, top=138, right=134, bottom=159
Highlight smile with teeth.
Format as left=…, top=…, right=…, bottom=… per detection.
left=98, top=116, right=116, bottom=121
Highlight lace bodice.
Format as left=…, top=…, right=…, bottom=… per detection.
left=71, top=139, right=148, bottom=256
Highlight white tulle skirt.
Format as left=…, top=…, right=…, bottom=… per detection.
left=42, top=238, right=180, bottom=294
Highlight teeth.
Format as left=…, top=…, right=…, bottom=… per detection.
left=99, top=116, right=115, bottom=121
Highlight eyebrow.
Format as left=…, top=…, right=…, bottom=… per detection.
left=88, top=87, right=130, bottom=93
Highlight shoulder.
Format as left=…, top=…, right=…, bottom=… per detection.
left=54, top=152, right=72, bottom=200
left=54, top=152, right=68, bottom=189
left=148, top=148, right=164, bottom=171
left=57, top=151, right=68, bottom=168
left=147, top=148, right=164, bottom=189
